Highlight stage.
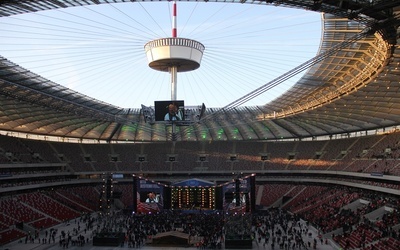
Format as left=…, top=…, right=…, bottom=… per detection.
left=93, top=232, right=125, bottom=247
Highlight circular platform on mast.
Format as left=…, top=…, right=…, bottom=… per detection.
left=144, top=37, right=205, bottom=72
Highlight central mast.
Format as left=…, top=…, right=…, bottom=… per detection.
left=144, top=1, right=205, bottom=139
left=171, top=0, right=178, bottom=101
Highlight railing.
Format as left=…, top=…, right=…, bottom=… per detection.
left=144, top=37, right=205, bottom=53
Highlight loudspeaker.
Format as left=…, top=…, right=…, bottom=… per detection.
left=106, top=178, right=112, bottom=199
left=235, top=179, right=240, bottom=207
left=163, top=186, right=171, bottom=209
left=250, top=175, right=256, bottom=212
left=215, top=186, right=223, bottom=210
left=132, top=176, right=138, bottom=213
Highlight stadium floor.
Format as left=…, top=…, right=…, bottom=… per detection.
left=3, top=241, right=338, bottom=250
left=1, top=216, right=338, bottom=250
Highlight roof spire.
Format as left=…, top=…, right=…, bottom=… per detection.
left=172, top=1, right=177, bottom=37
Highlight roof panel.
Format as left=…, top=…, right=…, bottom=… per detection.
left=0, top=1, right=399, bottom=141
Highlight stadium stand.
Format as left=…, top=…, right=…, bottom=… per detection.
left=1, top=132, right=400, bottom=249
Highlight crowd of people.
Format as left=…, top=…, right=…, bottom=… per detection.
left=93, top=209, right=226, bottom=249
left=82, top=207, right=332, bottom=250
left=4, top=196, right=400, bottom=250
left=252, top=209, right=331, bottom=250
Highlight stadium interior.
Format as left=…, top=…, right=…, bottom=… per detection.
left=1, top=1, right=400, bottom=250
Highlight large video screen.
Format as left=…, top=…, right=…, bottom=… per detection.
left=137, top=179, right=164, bottom=213
left=154, top=100, right=185, bottom=122
left=223, top=176, right=251, bottom=213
